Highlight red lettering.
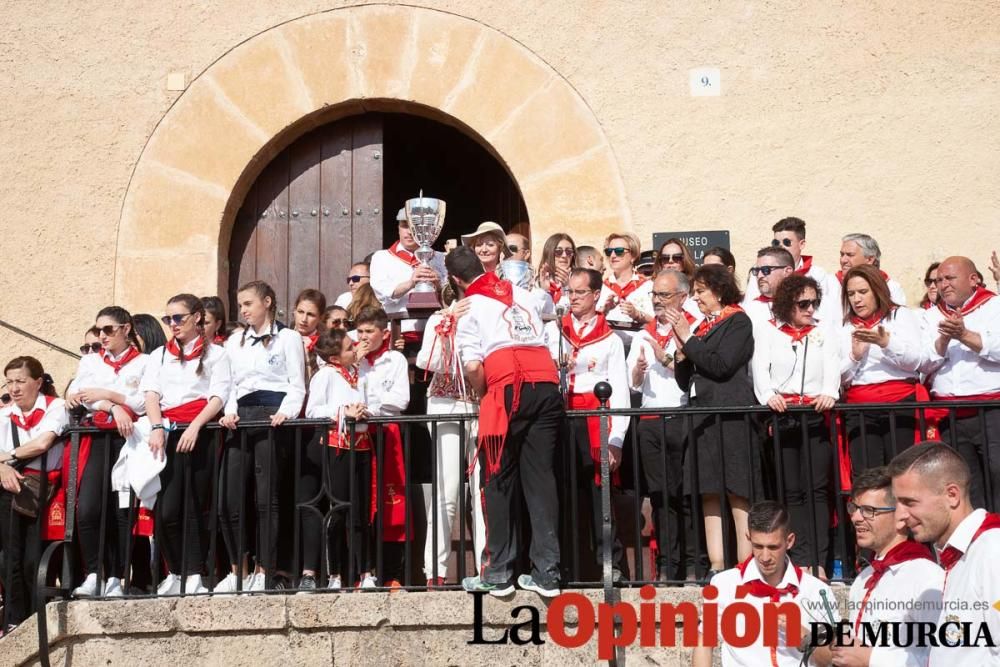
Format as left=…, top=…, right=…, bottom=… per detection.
left=763, top=602, right=801, bottom=648
left=597, top=602, right=638, bottom=661
left=721, top=602, right=760, bottom=648
left=639, top=585, right=657, bottom=647
left=659, top=602, right=702, bottom=647
left=547, top=592, right=593, bottom=649
left=700, top=585, right=719, bottom=647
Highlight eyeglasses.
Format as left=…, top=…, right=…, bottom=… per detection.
left=846, top=501, right=896, bottom=520
left=160, top=313, right=193, bottom=326
left=554, top=247, right=574, bottom=257
left=93, top=324, right=124, bottom=336
left=566, top=289, right=596, bottom=298
left=924, top=278, right=935, bottom=287
left=604, top=247, right=628, bottom=257
left=507, top=245, right=520, bottom=253
left=652, top=290, right=687, bottom=300
left=347, top=275, right=369, bottom=284
left=659, top=253, right=685, bottom=264
left=328, top=318, right=352, bottom=328
left=771, top=238, right=794, bottom=248
left=80, top=342, right=102, bottom=354
left=750, top=265, right=789, bottom=277
left=794, top=298, right=822, bottom=310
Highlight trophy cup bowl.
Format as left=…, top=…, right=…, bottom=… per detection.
left=405, top=193, right=446, bottom=311
left=499, top=259, right=533, bottom=290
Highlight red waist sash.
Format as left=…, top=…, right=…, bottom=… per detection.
left=568, top=392, right=619, bottom=487
left=845, top=379, right=923, bottom=404
left=162, top=398, right=210, bottom=424
left=372, top=424, right=407, bottom=542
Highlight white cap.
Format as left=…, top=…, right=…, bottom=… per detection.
left=397, top=208, right=407, bottom=222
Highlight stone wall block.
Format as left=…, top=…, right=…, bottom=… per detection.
left=173, top=594, right=287, bottom=632
left=287, top=591, right=389, bottom=629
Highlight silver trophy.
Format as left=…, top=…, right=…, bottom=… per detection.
left=405, top=191, right=446, bottom=310
left=499, top=259, right=533, bottom=289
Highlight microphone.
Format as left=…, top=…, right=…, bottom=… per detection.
left=555, top=305, right=566, bottom=317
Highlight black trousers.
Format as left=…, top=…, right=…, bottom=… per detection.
left=845, top=398, right=917, bottom=475
left=637, top=418, right=702, bottom=579
left=218, top=405, right=285, bottom=571
left=941, top=408, right=1000, bottom=511
left=0, top=492, right=41, bottom=627
left=77, top=434, right=130, bottom=578
left=774, top=414, right=831, bottom=568
left=480, top=382, right=563, bottom=588
left=155, top=428, right=213, bottom=576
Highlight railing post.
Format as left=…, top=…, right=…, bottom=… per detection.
left=594, top=381, right=623, bottom=667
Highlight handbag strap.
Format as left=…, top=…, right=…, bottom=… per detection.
left=8, top=416, right=38, bottom=471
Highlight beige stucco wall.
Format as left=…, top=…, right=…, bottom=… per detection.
left=1, top=0, right=998, bottom=384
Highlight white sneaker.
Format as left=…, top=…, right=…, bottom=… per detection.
left=213, top=572, right=240, bottom=594
left=185, top=574, right=208, bottom=594
left=72, top=573, right=101, bottom=598
left=360, top=574, right=377, bottom=589
left=104, top=577, right=124, bottom=597
left=327, top=575, right=342, bottom=590
left=157, top=573, right=181, bottom=596
left=247, top=572, right=266, bottom=592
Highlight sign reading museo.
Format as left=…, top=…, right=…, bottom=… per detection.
left=652, top=231, right=730, bottom=265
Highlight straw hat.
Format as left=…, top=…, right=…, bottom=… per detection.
left=461, top=221, right=511, bottom=258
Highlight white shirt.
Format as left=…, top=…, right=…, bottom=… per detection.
left=744, top=297, right=775, bottom=330
left=848, top=548, right=943, bottom=666
left=68, top=348, right=149, bottom=415
left=528, top=288, right=556, bottom=318
left=305, top=365, right=368, bottom=434
left=455, top=278, right=549, bottom=364
left=706, top=558, right=839, bottom=667
left=334, top=290, right=353, bottom=309
left=752, top=320, right=841, bottom=403
left=839, top=308, right=924, bottom=387
left=744, top=258, right=842, bottom=331
left=626, top=320, right=701, bottom=408
left=359, top=348, right=410, bottom=417
left=140, top=340, right=232, bottom=411
left=887, top=277, right=908, bottom=307
left=223, top=325, right=306, bottom=418
left=921, top=295, right=1000, bottom=397
left=0, top=395, right=68, bottom=471
left=369, top=245, right=447, bottom=333
left=930, top=508, right=1000, bottom=666
left=543, top=314, right=630, bottom=447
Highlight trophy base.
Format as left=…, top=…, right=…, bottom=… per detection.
left=407, top=290, right=442, bottom=311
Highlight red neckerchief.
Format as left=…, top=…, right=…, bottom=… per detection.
left=937, top=285, right=997, bottom=318
left=101, top=345, right=141, bottom=375
left=562, top=313, right=613, bottom=351
left=693, top=305, right=743, bottom=337
left=388, top=241, right=419, bottom=267
left=166, top=337, right=203, bottom=361
left=938, top=512, right=1000, bottom=571
left=303, top=332, right=319, bottom=352
left=465, top=272, right=514, bottom=307
left=330, top=361, right=359, bottom=389
left=794, top=255, right=814, bottom=276
left=364, top=336, right=391, bottom=366
left=865, top=540, right=933, bottom=590
left=548, top=282, right=563, bottom=304
left=603, top=273, right=647, bottom=301
left=212, top=334, right=226, bottom=345
left=837, top=269, right=890, bottom=284
left=849, top=308, right=891, bottom=330
left=11, top=395, right=56, bottom=431
left=736, top=556, right=802, bottom=601
left=644, top=312, right=695, bottom=348
left=755, top=295, right=773, bottom=303
left=771, top=319, right=815, bottom=343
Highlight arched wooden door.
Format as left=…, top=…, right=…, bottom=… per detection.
left=228, top=116, right=383, bottom=319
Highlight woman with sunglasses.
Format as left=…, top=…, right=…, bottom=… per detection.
left=839, top=265, right=923, bottom=475
left=537, top=233, right=576, bottom=308
left=323, top=305, right=349, bottom=332
left=141, top=294, right=231, bottom=595
left=216, top=281, right=305, bottom=593
left=80, top=327, right=102, bottom=356
left=598, top=233, right=653, bottom=338
left=668, top=264, right=758, bottom=575
left=919, top=262, right=941, bottom=310
left=65, top=307, right=147, bottom=598
left=751, top=274, right=839, bottom=576
left=655, top=238, right=697, bottom=279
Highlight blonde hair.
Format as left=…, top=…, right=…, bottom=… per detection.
left=604, top=232, right=641, bottom=259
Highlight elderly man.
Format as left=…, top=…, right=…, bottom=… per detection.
left=743, top=246, right=794, bottom=328
left=837, top=233, right=907, bottom=305
left=333, top=261, right=370, bottom=308
left=921, top=255, right=1000, bottom=510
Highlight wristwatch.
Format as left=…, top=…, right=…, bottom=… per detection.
left=151, top=424, right=165, bottom=431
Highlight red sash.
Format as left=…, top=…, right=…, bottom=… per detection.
left=845, top=379, right=923, bottom=404
left=166, top=337, right=203, bottom=361
left=794, top=255, right=814, bottom=276
left=937, top=285, right=996, bottom=317
left=643, top=312, right=696, bottom=348
left=603, top=274, right=647, bottom=301
left=939, top=513, right=1000, bottom=591
left=693, top=305, right=743, bottom=338
left=303, top=333, right=318, bottom=353
left=568, top=392, right=620, bottom=487
left=773, top=320, right=815, bottom=343
left=854, top=540, right=933, bottom=633
left=926, top=392, right=1000, bottom=423
left=736, top=556, right=803, bottom=667
left=562, top=314, right=614, bottom=394
left=10, top=397, right=65, bottom=539
left=162, top=399, right=210, bottom=424
left=465, top=271, right=513, bottom=306
left=848, top=310, right=889, bottom=330
left=372, top=424, right=407, bottom=542
left=388, top=241, right=419, bottom=267
left=754, top=295, right=772, bottom=304
left=548, top=283, right=563, bottom=305
left=101, top=346, right=141, bottom=374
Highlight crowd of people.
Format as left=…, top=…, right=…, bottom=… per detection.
left=2, top=211, right=1000, bottom=650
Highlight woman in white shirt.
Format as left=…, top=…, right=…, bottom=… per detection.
left=839, top=264, right=924, bottom=475
left=216, top=281, right=305, bottom=593
left=65, top=306, right=148, bottom=598
left=0, top=356, right=68, bottom=630
left=143, top=294, right=231, bottom=595
left=292, top=288, right=327, bottom=378
left=752, top=274, right=839, bottom=574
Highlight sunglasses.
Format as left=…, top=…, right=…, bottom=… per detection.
left=554, top=247, right=574, bottom=257
left=795, top=298, right=822, bottom=310
left=160, top=313, right=193, bottom=326
left=749, top=265, right=789, bottom=277
left=924, top=278, right=936, bottom=287
left=507, top=245, right=520, bottom=253
left=80, top=342, right=102, bottom=354
left=846, top=501, right=895, bottom=520
left=92, top=324, right=124, bottom=336
left=771, top=238, right=794, bottom=248
left=328, top=318, right=352, bottom=328
left=659, top=253, right=685, bottom=264
left=347, top=275, right=368, bottom=284
left=604, top=247, right=628, bottom=257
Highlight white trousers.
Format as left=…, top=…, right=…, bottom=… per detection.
left=422, top=396, right=485, bottom=580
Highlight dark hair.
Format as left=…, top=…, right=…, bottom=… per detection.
left=920, top=261, right=941, bottom=309
left=772, top=216, right=806, bottom=239
left=704, top=246, right=736, bottom=271
left=445, top=245, right=485, bottom=282
left=314, top=329, right=351, bottom=363
left=841, top=265, right=896, bottom=323
left=569, top=267, right=602, bottom=292
left=4, top=356, right=57, bottom=397
left=132, top=314, right=167, bottom=353
left=756, top=246, right=794, bottom=267
left=166, top=293, right=209, bottom=375
left=655, top=238, right=697, bottom=277
left=95, top=306, right=142, bottom=351
left=851, top=466, right=895, bottom=503
left=772, top=274, right=821, bottom=324
left=691, top=264, right=742, bottom=306
left=539, top=233, right=576, bottom=281
left=323, top=305, right=348, bottom=326
left=201, top=296, right=226, bottom=329
left=888, top=441, right=971, bottom=496
left=354, top=305, right=388, bottom=330
left=295, top=288, right=327, bottom=316
left=748, top=500, right=791, bottom=535
left=237, top=280, right=278, bottom=320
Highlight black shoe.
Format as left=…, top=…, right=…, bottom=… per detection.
left=296, top=575, right=317, bottom=594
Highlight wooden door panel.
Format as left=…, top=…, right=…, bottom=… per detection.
left=230, top=186, right=258, bottom=303
left=319, top=123, right=354, bottom=300
left=287, top=138, right=322, bottom=311
left=255, top=152, right=291, bottom=319
left=351, top=116, right=384, bottom=262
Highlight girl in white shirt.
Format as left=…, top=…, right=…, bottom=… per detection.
left=65, top=306, right=148, bottom=598
left=0, top=356, right=68, bottom=630
left=216, top=281, right=306, bottom=593
left=752, top=274, right=839, bottom=574
left=293, top=288, right=327, bottom=378
left=142, top=294, right=232, bottom=595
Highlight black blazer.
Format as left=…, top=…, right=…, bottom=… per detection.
left=675, top=311, right=755, bottom=406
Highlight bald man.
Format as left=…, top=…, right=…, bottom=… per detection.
left=921, top=256, right=1000, bottom=510
left=506, top=233, right=531, bottom=263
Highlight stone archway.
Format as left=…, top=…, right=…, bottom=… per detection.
left=115, top=4, right=631, bottom=311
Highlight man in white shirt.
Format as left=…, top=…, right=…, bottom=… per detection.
left=837, top=234, right=907, bottom=306
left=333, top=261, right=370, bottom=309
left=544, top=267, right=630, bottom=579
left=833, top=466, right=942, bottom=667
left=921, top=255, right=1000, bottom=510
left=744, top=246, right=795, bottom=328
left=693, top=501, right=838, bottom=667
left=626, top=269, right=703, bottom=581
left=889, top=442, right=1000, bottom=666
